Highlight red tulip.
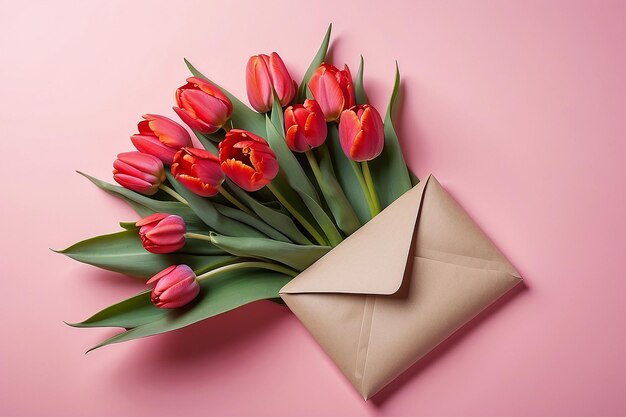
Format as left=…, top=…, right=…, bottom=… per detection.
left=131, top=114, right=191, bottom=164
left=338, top=104, right=385, bottom=161
left=246, top=52, right=296, bottom=113
left=113, top=151, right=164, bottom=195
left=136, top=213, right=186, bottom=254
left=284, top=99, right=327, bottom=153
left=308, top=63, right=355, bottom=122
left=147, top=265, right=200, bottom=309
left=219, top=129, right=279, bottom=192
left=174, top=77, right=233, bottom=134
left=171, top=147, right=224, bottom=197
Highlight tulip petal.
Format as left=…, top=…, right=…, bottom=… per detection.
left=116, top=152, right=163, bottom=176
left=246, top=56, right=273, bottom=113
left=221, top=159, right=259, bottom=191
left=113, top=173, right=158, bottom=195
left=338, top=110, right=362, bottom=158
left=136, top=213, right=169, bottom=227
left=357, top=106, right=384, bottom=160
left=303, top=111, right=327, bottom=148
left=145, top=114, right=191, bottom=148
left=173, top=106, right=216, bottom=134
left=286, top=124, right=308, bottom=152
left=269, top=52, right=295, bottom=107
left=187, top=77, right=232, bottom=112
left=147, top=265, right=178, bottom=285
left=131, top=135, right=177, bottom=164
left=179, top=90, right=229, bottom=130
left=157, top=277, right=200, bottom=308
left=312, top=71, right=345, bottom=121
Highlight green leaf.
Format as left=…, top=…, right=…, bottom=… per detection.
left=67, top=258, right=238, bottom=329
left=355, top=55, right=369, bottom=105
left=57, top=231, right=232, bottom=278
left=315, top=146, right=361, bottom=235
left=184, top=59, right=266, bottom=136
left=369, top=63, right=412, bottom=208
left=270, top=90, right=285, bottom=133
left=409, top=169, right=420, bottom=186
left=80, top=172, right=207, bottom=231
left=164, top=172, right=266, bottom=239
left=194, top=130, right=219, bottom=153
left=88, top=269, right=292, bottom=351
left=68, top=290, right=161, bottom=329
left=297, top=24, right=332, bottom=103
left=325, top=126, right=372, bottom=224
left=225, top=179, right=312, bottom=245
left=212, top=201, right=291, bottom=243
left=209, top=233, right=329, bottom=271
left=119, top=221, right=137, bottom=231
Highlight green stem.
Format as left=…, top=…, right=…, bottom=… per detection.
left=197, top=261, right=298, bottom=281
left=349, top=160, right=378, bottom=218
left=185, top=232, right=213, bottom=242
left=159, top=184, right=188, bottom=205
left=361, top=161, right=381, bottom=215
left=218, top=186, right=255, bottom=216
left=305, top=150, right=324, bottom=187
left=266, top=183, right=328, bottom=246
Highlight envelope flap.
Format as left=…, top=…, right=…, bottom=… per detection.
left=280, top=178, right=428, bottom=295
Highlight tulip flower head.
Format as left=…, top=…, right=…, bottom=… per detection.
left=284, top=99, right=328, bottom=153
left=136, top=213, right=186, bottom=254
left=131, top=114, right=191, bottom=164
left=113, top=151, right=165, bottom=195
left=246, top=52, right=296, bottom=113
left=219, top=129, right=279, bottom=192
left=171, top=147, right=224, bottom=197
left=338, top=104, right=385, bottom=162
left=174, top=77, right=233, bottom=134
left=308, top=63, right=356, bottom=122
left=147, top=265, right=200, bottom=309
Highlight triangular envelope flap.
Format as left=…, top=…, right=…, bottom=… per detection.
left=417, top=177, right=521, bottom=278
left=280, top=178, right=429, bottom=295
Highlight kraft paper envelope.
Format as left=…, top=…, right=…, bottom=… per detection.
left=280, top=175, right=522, bottom=399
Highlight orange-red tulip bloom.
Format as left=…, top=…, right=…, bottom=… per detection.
left=171, top=147, right=224, bottom=197
left=219, top=129, right=279, bottom=192
left=246, top=52, right=296, bottom=113
left=308, top=63, right=355, bottom=122
left=113, top=151, right=165, bottom=195
left=284, top=99, right=327, bottom=152
left=131, top=114, right=191, bottom=164
left=174, top=77, right=233, bottom=134
left=338, top=104, right=385, bottom=161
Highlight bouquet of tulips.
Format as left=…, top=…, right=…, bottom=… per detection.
left=61, top=25, right=417, bottom=351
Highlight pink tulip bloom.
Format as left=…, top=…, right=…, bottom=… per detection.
left=174, top=77, right=233, bottom=134
left=338, top=104, right=385, bottom=161
left=113, top=151, right=165, bottom=195
left=171, top=147, right=224, bottom=197
left=136, top=213, right=186, bottom=254
left=284, top=99, right=327, bottom=152
left=308, top=63, right=355, bottom=121
left=131, top=114, right=191, bottom=164
left=147, top=265, right=200, bottom=309
left=246, top=52, right=296, bottom=113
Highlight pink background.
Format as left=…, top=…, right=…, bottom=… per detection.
left=1, top=1, right=625, bottom=416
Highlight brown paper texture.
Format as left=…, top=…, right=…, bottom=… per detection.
left=280, top=175, right=522, bottom=399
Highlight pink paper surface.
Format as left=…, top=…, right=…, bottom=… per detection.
left=1, top=1, right=625, bottom=416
